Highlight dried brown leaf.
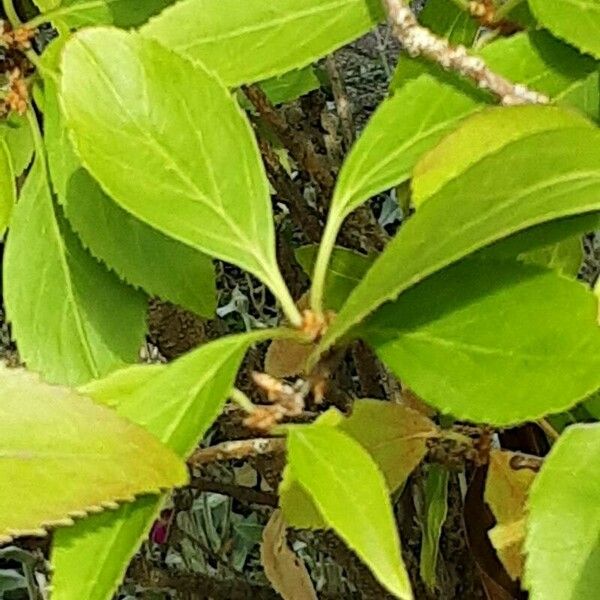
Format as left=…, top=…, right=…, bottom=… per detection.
left=485, top=449, right=537, bottom=580
left=261, top=510, right=317, bottom=600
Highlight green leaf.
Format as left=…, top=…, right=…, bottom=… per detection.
left=338, top=400, right=436, bottom=491
left=528, top=0, right=600, bottom=59
left=525, top=423, right=600, bottom=599
left=296, top=245, right=375, bottom=311
left=141, top=0, right=383, bottom=87
left=419, top=465, right=449, bottom=592
left=318, top=106, right=600, bottom=355
left=393, top=31, right=600, bottom=121
left=61, top=28, right=296, bottom=320
left=478, top=213, right=599, bottom=278
left=518, top=234, right=584, bottom=278
left=362, top=259, right=600, bottom=424
left=412, top=104, right=590, bottom=205
left=44, top=63, right=216, bottom=317
left=0, top=365, right=187, bottom=544
left=285, top=424, right=412, bottom=599
left=261, top=67, right=321, bottom=105
left=0, top=115, right=34, bottom=176
left=78, top=364, right=166, bottom=408
left=3, top=159, right=147, bottom=386
left=0, top=140, right=16, bottom=237
left=51, top=331, right=268, bottom=600
left=480, top=31, right=599, bottom=121
left=33, top=0, right=175, bottom=28
left=331, top=75, right=479, bottom=220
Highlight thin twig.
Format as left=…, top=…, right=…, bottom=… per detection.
left=257, top=137, right=323, bottom=243
left=384, top=0, right=548, bottom=105
left=188, top=438, right=286, bottom=467
left=325, top=55, right=355, bottom=151
left=189, top=479, right=278, bottom=506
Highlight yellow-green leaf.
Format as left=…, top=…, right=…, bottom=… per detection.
left=286, top=425, right=412, bottom=599
left=529, top=0, right=600, bottom=59
left=60, top=28, right=297, bottom=320
left=0, top=140, right=15, bottom=237
left=0, top=365, right=187, bottom=544
left=51, top=331, right=268, bottom=600
left=3, top=160, right=147, bottom=386
left=525, top=423, right=600, bottom=599
left=141, top=0, right=383, bottom=87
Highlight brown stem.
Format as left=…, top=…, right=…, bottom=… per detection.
left=189, top=478, right=278, bottom=506
left=244, top=84, right=335, bottom=194
left=188, top=438, right=286, bottom=466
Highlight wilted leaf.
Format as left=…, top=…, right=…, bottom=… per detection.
left=525, top=423, right=600, bottom=599
left=339, top=400, right=437, bottom=491
left=142, top=0, right=383, bottom=87
left=485, top=450, right=537, bottom=581
left=261, top=510, right=317, bottom=600
left=0, top=366, right=187, bottom=544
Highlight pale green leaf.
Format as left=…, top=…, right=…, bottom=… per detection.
left=419, top=465, right=449, bottom=592
left=339, top=400, right=436, bottom=491
left=78, top=364, right=166, bottom=408
left=525, top=423, right=600, bottom=599
left=332, top=75, right=479, bottom=220
left=363, top=259, right=600, bottom=424
left=0, top=365, right=187, bottom=544
left=296, top=245, right=374, bottom=311
left=529, top=0, right=600, bottom=59
left=44, top=64, right=216, bottom=317
left=3, top=160, right=147, bottom=386
left=51, top=331, right=268, bottom=600
left=141, top=0, right=383, bottom=87
left=261, top=67, right=321, bottom=105
left=61, top=28, right=295, bottom=317
left=0, top=140, right=16, bottom=237
left=0, top=115, right=34, bottom=176
left=286, top=425, right=412, bottom=599
left=318, top=106, right=600, bottom=355
left=33, top=0, right=175, bottom=28
left=412, top=105, right=589, bottom=205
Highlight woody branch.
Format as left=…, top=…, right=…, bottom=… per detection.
left=384, top=0, right=549, bottom=106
